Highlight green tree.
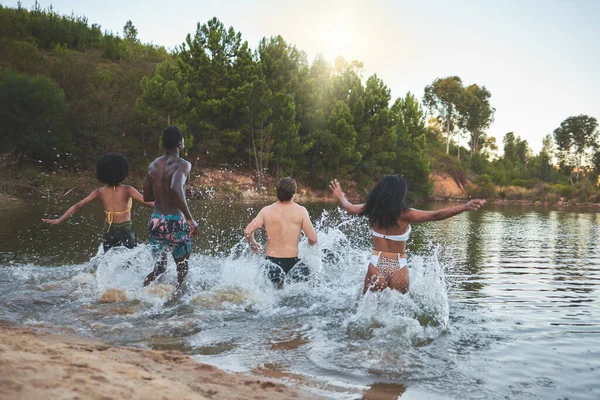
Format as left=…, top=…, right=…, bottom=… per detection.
left=256, top=35, right=307, bottom=176
left=178, top=17, right=255, bottom=163
left=459, top=84, right=495, bottom=156
left=503, top=132, right=517, bottom=162
left=423, top=76, right=464, bottom=154
left=245, top=64, right=273, bottom=190
left=515, top=137, right=531, bottom=167
left=324, top=101, right=361, bottom=176
left=538, top=134, right=554, bottom=181
left=592, top=150, right=600, bottom=176
left=357, top=74, right=396, bottom=179
left=553, top=115, right=599, bottom=184
left=136, top=59, right=190, bottom=127
left=480, top=136, right=498, bottom=158
left=123, top=20, right=138, bottom=42
left=391, top=92, right=431, bottom=199
left=0, top=69, right=70, bottom=164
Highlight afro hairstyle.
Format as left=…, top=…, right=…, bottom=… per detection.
left=96, top=153, right=129, bottom=185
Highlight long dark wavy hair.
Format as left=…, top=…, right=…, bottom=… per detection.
left=360, top=175, right=409, bottom=228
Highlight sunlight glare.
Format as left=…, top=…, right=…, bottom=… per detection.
left=323, top=23, right=353, bottom=61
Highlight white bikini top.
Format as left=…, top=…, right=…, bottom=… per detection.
left=372, top=225, right=411, bottom=242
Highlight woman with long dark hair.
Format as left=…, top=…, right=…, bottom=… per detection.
left=330, top=175, right=485, bottom=294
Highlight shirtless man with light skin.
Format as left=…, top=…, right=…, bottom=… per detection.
left=244, top=177, right=318, bottom=285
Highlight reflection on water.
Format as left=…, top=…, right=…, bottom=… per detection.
left=1, top=200, right=599, bottom=399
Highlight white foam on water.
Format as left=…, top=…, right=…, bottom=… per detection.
left=0, top=206, right=453, bottom=396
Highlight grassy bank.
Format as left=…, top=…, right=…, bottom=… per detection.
left=4, top=165, right=600, bottom=208
left=0, top=166, right=341, bottom=203
left=466, top=174, right=600, bottom=207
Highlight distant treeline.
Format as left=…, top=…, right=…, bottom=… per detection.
left=1, top=3, right=599, bottom=201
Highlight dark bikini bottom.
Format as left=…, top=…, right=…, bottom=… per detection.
left=102, top=221, right=136, bottom=252
left=265, top=256, right=310, bottom=285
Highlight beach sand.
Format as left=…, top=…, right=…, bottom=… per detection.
left=0, top=324, right=319, bottom=400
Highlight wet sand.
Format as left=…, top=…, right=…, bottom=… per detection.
left=0, top=324, right=319, bottom=400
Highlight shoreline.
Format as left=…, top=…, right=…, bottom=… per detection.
left=3, top=167, right=600, bottom=210
left=429, top=197, right=600, bottom=209
left=0, top=323, right=319, bottom=400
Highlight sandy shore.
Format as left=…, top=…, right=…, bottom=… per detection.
left=0, top=324, right=319, bottom=400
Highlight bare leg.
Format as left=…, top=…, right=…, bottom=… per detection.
left=363, top=264, right=388, bottom=294
left=174, top=255, right=190, bottom=287
left=144, top=253, right=167, bottom=286
left=388, top=266, right=409, bottom=294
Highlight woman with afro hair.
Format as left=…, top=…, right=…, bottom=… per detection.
left=43, top=153, right=154, bottom=252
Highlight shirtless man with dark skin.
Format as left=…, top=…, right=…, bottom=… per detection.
left=143, top=126, right=199, bottom=287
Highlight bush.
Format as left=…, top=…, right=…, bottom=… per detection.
left=501, top=186, right=531, bottom=200
left=547, top=184, right=569, bottom=197
left=574, top=181, right=598, bottom=202
left=467, top=174, right=496, bottom=199
left=469, top=153, right=488, bottom=175
left=558, top=185, right=574, bottom=198
left=0, top=69, right=71, bottom=165
left=544, top=192, right=561, bottom=204
left=510, top=178, right=540, bottom=188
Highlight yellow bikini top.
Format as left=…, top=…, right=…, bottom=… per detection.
left=104, top=185, right=132, bottom=232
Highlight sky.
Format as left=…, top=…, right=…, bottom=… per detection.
left=11, top=0, right=600, bottom=152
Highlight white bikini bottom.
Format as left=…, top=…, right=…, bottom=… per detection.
left=370, top=250, right=407, bottom=280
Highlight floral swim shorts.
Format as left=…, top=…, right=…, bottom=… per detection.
left=148, top=214, right=192, bottom=259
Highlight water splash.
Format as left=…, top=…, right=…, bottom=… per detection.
left=0, top=206, right=451, bottom=392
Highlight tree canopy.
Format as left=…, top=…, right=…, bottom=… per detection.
left=2, top=3, right=599, bottom=202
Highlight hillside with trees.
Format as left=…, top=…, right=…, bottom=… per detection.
left=1, top=3, right=599, bottom=203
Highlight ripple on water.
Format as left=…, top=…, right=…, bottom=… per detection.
left=1, top=204, right=600, bottom=399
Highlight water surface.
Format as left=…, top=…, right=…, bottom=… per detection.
left=0, top=199, right=598, bottom=399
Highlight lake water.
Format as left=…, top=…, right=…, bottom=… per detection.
left=1, top=199, right=599, bottom=399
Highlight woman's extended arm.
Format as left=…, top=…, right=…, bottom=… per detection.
left=329, top=179, right=364, bottom=215
left=41, top=189, right=100, bottom=225
left=128, top=186, right=154, bottom=208
left=402, top=199, right=486, bottom=223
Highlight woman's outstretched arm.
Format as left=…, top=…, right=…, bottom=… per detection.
left=329, top=179, right=364, bottom=215
left=401, top=199, right=486, bottom=223
left=41, top=189, right=100, bottom=224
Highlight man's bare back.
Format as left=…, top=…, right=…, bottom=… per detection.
left=246, top=201, right=318, bottom=257
left=244, top=177, right=318, bottom=286
left=145, top=155, right=192, bottom=219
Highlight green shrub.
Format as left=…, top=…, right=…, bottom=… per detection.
left=574, top=181, right=598, bottom=202
left=469, top=153, right=488, bottom=175
left=510, top=178, right=540, bottom=188
left=547, top=184, right=574, bottom=198
left=467, top=174, right=496, bottom=199
left=502, top=186, right=529, bottom=200
left=559, top=185, right=574, bottom=198
left=544, top=192, right=561, bottom=204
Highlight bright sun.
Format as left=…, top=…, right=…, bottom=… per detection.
left=324, top=24, right=353, bottom=60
